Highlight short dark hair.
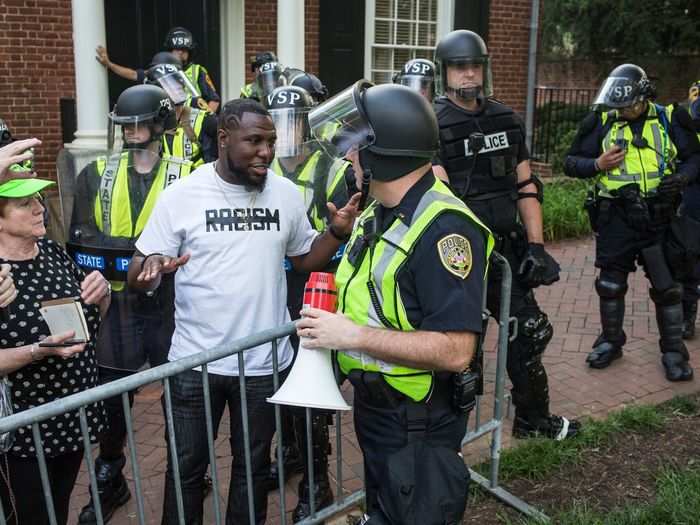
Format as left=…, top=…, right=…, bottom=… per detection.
left=218, top=99, right=270, bottom=131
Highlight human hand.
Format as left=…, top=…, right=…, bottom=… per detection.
left=517, top=243, right=561, bottom=288
left=36, top=331, right=87, bottom=360
left=297, top=307, right=363, bottom=350
left=136, top=253, right=191, bottom=283
left=0, top=264, right=17, bottom=308
left=595, top=146, right=626, bottom=171
left=95, top=45, right=110, bottom=68
left=657, top=173, right=688, bottom=199
left=327, top=192, right=361, bottom=238
left=80, top=271, right=111, bottom=305
left=0, top=138, right=41, bottom=184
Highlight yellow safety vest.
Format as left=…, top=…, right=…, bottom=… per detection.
left=240, top=83, right=254, bottom=99
left=184, top=63, right=203, bottom=97
left=271, top=151, right=348, bottom=232
left=336, top=177, right=494, bottom=401
left=162, top=107, right=208, bottom=167
left=598, top=104, right=677, bottom=196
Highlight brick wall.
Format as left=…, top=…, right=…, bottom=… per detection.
left=487, top=0, right=534, bottom=116
left=0, top=0, right=75, bottom=180
left=304, top=0, right=319, bottom=76
left=244, top=0, right=277, bottom=85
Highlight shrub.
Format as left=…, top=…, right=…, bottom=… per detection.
left=542, top=178, right=592, bottom=242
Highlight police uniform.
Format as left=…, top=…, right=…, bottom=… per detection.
left=435, top=96, right=563, bottom=435
left=564, top=102, right=700, bottom=379
left=162, top=107, right=218, bottom=167
left=137, top=64, right=219, bottom=110
left=337, top=173, right=491, bottom=516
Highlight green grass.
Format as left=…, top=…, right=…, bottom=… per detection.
left=516, top=467, right=700, bottom=525
left=541, top=178, right=592, bottom=242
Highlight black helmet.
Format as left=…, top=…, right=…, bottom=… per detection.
left=394, top=58, right=436, bottom=102
left=163, top=26, right=195, bottom=51
left=310, top=81, right=437, bottom=182
left=110, top=85, right=176, bottom=149
left=287, top=70, right=329, bottom=104
left=435, top=30, right=492, bottom=102
left=254, top=61, right=287, bottom=100
left=251, top=51, right=278, bottom=72
left=145, top=52, right=198, bottom=106
left=0, top=118, right=12, bottom=147
left=593, top=64, right=656, bottom=109
left=265, top=86, right=314, bottom=157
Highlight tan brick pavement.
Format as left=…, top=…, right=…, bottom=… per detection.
left=68, top=236, right=700, bottom=524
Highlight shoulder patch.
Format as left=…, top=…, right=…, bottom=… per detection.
left=437, top=234, right=472, bottom=279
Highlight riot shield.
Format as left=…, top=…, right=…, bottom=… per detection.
left=57, top=148, right=191, bottom=371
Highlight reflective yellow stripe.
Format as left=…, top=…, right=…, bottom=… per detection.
left=162, top=108, right=207, bottom=167
left=184, top=64, right=202, bottom=96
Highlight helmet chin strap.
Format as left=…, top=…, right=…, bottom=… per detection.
left=447, top=86, right=483, bottom=104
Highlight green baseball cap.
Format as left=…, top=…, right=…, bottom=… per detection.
left=0, top=178, right=55, bottom=198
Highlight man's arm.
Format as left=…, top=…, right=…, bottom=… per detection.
left=516, top=160, right=544, bottom=244
left=670, top=106, right=700, bottom=182
left=96, top=45, right=138, bottom=82
left=563, top=111, right=621, bottom=179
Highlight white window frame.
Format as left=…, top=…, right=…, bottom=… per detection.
left=364, top=0, right=454, bottom=82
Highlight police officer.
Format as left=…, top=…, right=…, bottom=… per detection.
left=240, top=51, right=279, bottom=100
left=298, top=80, right=493, bottom=524
left=265, top=85, right=351, bottom=521
left=145, top=52, right=218, bottom=167
left=564, top=64, right=700, bottom=381
left=96, top=26, right=220, bottom=112
left=69, top=84, right=192, bottom=524
left=393, top=58, right=436, bottom=103
left=287, top=69, right=330, bottom=105
left=434, top=30, right=579, bottom=439
left=680, top=79, right=700, bottom=339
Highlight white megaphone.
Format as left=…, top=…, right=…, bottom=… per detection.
left=268, top=272, right=351, bottom=411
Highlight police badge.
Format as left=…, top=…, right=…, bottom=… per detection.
left=437, top=234, right=472, bottom=279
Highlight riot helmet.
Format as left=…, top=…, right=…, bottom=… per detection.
left=163, top=26, right=196, bottom=51
left=688, top=80, right=700, bottom=120
left=394, top=58, right=436, bottom=102
left=254, top=61, right=287, bottom=99
left=251, top=51, right=278, bottom=73
left=435, top=30, right=492, bottom=102
left=109, top=84, right=176, bottom=150
left=264, top=86, right=314, bottom=157
left=145, top=52, right=198, bottom=106
left=0, top=118, right=12, bottom=147
left=593, top=64, right=656, bottom=109
left=310, top=80, right=437, bottom=183
left=287, top=70, right=329, bottom=104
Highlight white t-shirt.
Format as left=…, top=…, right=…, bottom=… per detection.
left=136, top=162, right=319, bottom=376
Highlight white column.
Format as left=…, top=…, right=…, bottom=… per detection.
left=220, top=0, right=246, bottom=102
left=436, top=0, right=455, bottom=40
left=277, top=0, right=305, bottom=70
left=67, top=0, right=109, bottom=151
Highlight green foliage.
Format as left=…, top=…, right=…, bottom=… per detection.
left=541, top=0, right=700, bottom=60
left=534, top=100, right=589, bottom=173
left=661, top=395, right=700, bottom=416
left=542, top=178, right=591, bottom=242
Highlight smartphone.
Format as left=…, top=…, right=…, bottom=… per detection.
left=39, top=339, right=87, bottom=348
left=614, top=138, right=629, bottom=152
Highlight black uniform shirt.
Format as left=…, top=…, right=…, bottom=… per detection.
left=374, top=172, right=486, bottom=334
left=564, top=104, right=700, bottom=181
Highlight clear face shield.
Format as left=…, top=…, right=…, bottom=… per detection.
left=148, top=67, right=198, bottom=105
left=255, top=62, right=287, bottom=99
left=269, top=107, right=312, bottom=158
left=436, top=57, right=492, bottom=100
left=593, top=77, right=644, bottom=109
left=399, top=75, right=435, bottom=102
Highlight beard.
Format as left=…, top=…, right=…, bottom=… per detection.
left=223, top=153, right=267, bottom=192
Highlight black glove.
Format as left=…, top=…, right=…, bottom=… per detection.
left=517, top=243, right=561, bottom=288
left=617, top=183, right=650, bottom=230
left=657, top=173, right=688, bottom=199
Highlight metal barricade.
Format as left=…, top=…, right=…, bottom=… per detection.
left=0, top=252, right=546, bottom=524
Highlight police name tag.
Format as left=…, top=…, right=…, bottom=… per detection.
left=464, top=131, right=509, bottom=157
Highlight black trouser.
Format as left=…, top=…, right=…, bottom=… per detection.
left=349, top=371, right=466, bottom=517
left=485, top=237, right=552, bottom=419
left=0, top=449, right=83, bottom=525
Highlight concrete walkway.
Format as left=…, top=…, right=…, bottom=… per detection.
left=67, top=236, right=700, bottom=524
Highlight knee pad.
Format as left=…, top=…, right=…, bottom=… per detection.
left=517, top=311, right=554, bottom=359
left=650, top=283, right=683, bottom=305
left=595, top=275, right=628, bottom=299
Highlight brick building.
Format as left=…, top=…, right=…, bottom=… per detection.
left=0, top=0, right=540, bottom=179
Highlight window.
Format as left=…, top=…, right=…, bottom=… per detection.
left=367, top=0, right=440, bottom=84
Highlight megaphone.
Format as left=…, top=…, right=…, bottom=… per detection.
left=268, top=272, right=351, bottom=411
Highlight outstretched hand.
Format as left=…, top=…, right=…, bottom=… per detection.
left=327, top=192, right=362, bottom=238
left=0, top=138, right=41, bottom=184
left=136, top=253, right=191, bottom=283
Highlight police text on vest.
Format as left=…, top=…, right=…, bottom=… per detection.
left=464, top=132, right=509, bottom=156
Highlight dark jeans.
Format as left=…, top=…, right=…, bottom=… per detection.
left=0, top=449, right=83, bottom=525
left=161, top=368, right=287, bottom=525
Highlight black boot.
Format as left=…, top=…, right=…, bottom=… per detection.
left=78, top=456, right=131, bottom=524
left=266, top=406, right=304, bottom=492
left=682, top=300, right=697, bottom=340
left=292, top=413, right=334, bottom=522
left=513, top=411, right=582, bottom=440
left=653, top=291, right=694, bottom=382
left=587, top=278, right=627, bottom=369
